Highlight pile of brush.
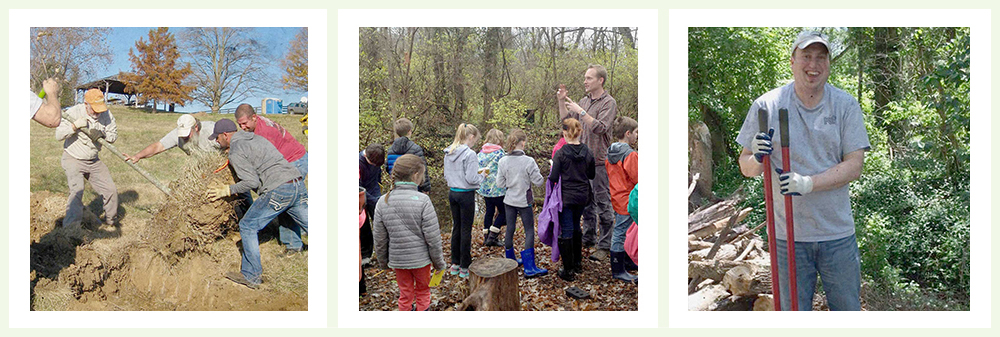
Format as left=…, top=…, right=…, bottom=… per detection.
left=147, top=152, right=240, bottom=262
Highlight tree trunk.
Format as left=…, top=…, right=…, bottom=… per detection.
left=459, top=258, right=520, bottom=311
left=482, top=27, right=500, bottom=127
left=722, top=264, right=772, bottom=296
left=688, top=284, right=729, bottom=311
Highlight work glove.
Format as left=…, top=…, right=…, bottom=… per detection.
left=86, top=128, right=104, bottom=140
left=72, top=117, right=89, bottom=130
left=776, top=168, right=813, bottom=196
left=751, top=128, right=774, bottom=163
left=205, top=185, right=232, bottom=201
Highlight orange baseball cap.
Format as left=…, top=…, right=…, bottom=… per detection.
left=84, top=88, right=108, bottom=113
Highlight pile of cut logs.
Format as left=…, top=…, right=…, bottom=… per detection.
left=687, top=194, right=776, bottom=311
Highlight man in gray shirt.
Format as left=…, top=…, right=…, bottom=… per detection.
left=736, top=32, right=870, bottom=310
left=125, top=114, right=220, bottom=163
left=205, top=119, right=307, bottom=289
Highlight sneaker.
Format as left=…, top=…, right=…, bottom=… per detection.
left=589, top=248, right=610, bottom=261
left=458, top=268, right=469, bottom=278
left=449, top=265, right=461, bottom=275
left=225, top=271, right=260, bottom=289
left=282, top=247, right=304, bottom=258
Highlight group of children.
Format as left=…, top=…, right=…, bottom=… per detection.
left=359, top=116, right=640, bottom=311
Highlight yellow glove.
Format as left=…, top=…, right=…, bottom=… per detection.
left=206, top=185, right=232, bottom=201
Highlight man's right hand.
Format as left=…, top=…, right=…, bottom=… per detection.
left=556, top=84, right=568, bottom=101
left=72, top=117, right=89, bottom=131
left=124, top=153, right=141, bottom=164
left=42, top=78, right=61, bottom=98
left=751, top=128, right=774, bottom=163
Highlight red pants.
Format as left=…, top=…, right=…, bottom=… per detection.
left=394, top=264, right=431, bottom=311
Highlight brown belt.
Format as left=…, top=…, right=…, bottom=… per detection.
left=286, top=177, right=303, bottom=184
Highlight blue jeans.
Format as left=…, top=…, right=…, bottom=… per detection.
left=610, top=213, right=633, bottom=253
left=558, top=204, right=585, bottom=239
left=279, top=153, right=309, bottom=249
left=240, top=179, right=308, bottom=284
left=776, top=234, right=861, bottom=311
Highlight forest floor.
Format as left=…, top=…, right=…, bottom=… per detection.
left=359, top=223, right=639, bottom=311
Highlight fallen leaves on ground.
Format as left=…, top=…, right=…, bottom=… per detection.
left=360, top=228, right=638, bottom=311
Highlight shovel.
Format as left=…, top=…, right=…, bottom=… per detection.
left=778, top=108, right=799, bottom=311
left=758, top=108, right=782, bottom=311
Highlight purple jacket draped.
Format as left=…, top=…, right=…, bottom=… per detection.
left=537, top=177, right=563, bottom=262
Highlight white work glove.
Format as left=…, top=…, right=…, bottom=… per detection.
left=776, top=168, right=813, bottom=196
left=751, top=128, right=774, bottom=163
left=72, top=117, right=89, bottom=130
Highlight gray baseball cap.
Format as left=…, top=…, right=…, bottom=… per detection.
left=791, top=31, right=830, bottom=56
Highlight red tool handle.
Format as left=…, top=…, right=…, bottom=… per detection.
left=779, top=108, right=798, bottom=311
left=758, top=108, right=781, bottom=311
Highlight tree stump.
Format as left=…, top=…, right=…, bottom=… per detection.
left=459, top=257, right=520, bottom=311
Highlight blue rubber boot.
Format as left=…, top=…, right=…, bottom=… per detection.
left=521, top=248, right=548, bottom=278
left=505, top=248, right=522, bottom=265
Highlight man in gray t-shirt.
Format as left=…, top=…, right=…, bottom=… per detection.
left=125, top=114, right=220, bottom=163
left=736, top=32, right=870, bottom=311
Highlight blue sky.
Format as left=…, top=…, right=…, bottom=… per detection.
left=101, top=27, right=307, bottom=113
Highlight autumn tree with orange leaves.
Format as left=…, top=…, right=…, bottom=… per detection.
left=282, top=28, right=308, bottom=92
left=121, top=27, right=194, bottom=111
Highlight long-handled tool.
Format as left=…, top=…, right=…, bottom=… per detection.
left=60, top=111, right=172, bottom=196
left=778, top=108, right=798, bottom=311
left=758, top=108, right=782, bottom=311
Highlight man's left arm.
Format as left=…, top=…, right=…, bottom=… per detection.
left=586, top=99, right=616, bottom=136
left=804, top=149, right=865, bottom=193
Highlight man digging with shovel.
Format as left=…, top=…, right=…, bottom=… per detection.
left=737, top=31, right=870, bottom=311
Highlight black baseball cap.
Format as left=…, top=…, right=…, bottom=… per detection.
left=209, top=119, right=238, bottom=140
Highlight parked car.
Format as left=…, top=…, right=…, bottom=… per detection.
left=287, top=102, right=308, bottom=115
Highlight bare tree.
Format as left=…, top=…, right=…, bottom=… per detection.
left=30, top=27, right=113, bottom=106
left=182, top=27, right=267, bottom=113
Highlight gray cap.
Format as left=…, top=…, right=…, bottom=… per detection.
left=791, top=31, right=830, bottom=56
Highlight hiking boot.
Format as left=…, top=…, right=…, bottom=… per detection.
left=589, top=248, right=610, bottom=262
left=225, top=271, right=260, bottom=289
left=282, top=247, right=304, bottom=258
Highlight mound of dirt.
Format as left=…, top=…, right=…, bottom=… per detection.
left=30, top=153, right=307, bottom=311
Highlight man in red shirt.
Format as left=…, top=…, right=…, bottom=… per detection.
left=235, top=103, right=309, bottom=255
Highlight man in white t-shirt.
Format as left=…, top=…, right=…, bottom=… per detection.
left=125, top=114, right=220, bottom=163
left=736, top=31, right=870, bottom=311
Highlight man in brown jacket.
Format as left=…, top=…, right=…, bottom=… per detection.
left=557, top=64, right=618, bottom=261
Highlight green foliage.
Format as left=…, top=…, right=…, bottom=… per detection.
left=486, top=98, right=529, bottom=132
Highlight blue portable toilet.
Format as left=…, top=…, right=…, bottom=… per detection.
left=261, top=98, right=283, bottom=114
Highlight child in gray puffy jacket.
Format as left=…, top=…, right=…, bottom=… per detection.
left=373, top=154, right=445, bottom=311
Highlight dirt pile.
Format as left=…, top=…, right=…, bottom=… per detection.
left=29, top=153, right=307, bottom=311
